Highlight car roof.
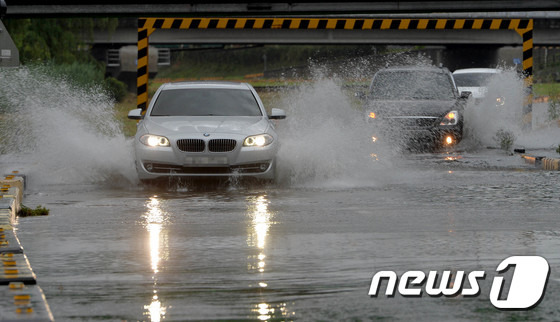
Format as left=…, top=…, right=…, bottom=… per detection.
left=453, top=68, right=501, bottom=74
left=160, top=81, right=252, bottom=90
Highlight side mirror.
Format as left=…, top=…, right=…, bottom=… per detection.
left=460, top=91, right=472, bottom=99
left=269, top=108, right=286, bottom=120
left=128, top=108, right=144, bottom=120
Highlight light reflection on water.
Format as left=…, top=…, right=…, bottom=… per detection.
left=13, top=173, right=560, bottom=320
left=143, top=196, right=169, bottom=322
left=246, top=195, right=292, bottom=320
left=247, top=195, right=272, bottom=271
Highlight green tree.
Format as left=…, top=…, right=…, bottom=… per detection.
left=2, top=18, right=127, bottom=102
left=3, top=18, right=117, bottom=64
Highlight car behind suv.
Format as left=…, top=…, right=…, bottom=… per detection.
left=364, top=66, right=470, bottom=149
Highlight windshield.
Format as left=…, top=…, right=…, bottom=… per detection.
left=453, top=73, right=498, bottom=87
left=369, top=70, right=456, bottom=100
left=150, top=88, right=263, bottom=116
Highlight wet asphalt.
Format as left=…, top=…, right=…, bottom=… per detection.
left=14, top=150, right=560, bottom=321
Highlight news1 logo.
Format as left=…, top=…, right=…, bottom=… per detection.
left=368, top=256, right=550, bottom=310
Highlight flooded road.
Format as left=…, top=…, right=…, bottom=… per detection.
left=2, top=65, right=560, bottom=320
left=15, top=154, right=560, bottom=321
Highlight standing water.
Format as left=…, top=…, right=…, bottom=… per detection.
left=3, top=61, right=560, bottom=321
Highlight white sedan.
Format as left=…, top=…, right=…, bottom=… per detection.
left=128, top=81, right=286, bottom=182
left=452, top=68, right=505, bottom=106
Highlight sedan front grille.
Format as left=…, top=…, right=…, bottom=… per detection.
left=385, top=117, right=439, bottom=129
left=177, top=139, right=205, bottom=152
left=208, top=139, right=237, bottom=152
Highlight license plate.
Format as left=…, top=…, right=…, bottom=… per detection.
left=185, top=157, right=228, bottom=165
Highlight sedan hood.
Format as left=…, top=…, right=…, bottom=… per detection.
left=145, top=116, right=268, bottom=135
left=368, top=100, right=458, bottom=117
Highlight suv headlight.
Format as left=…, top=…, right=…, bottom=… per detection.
left=440, top=110, right=459, bottom=126
left=140, top=134, right=170, bottom=147
left=243, top=134, right=273, bottom=147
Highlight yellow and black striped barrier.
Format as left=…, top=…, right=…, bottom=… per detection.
left=542, top=157, right=560, bottom=170
left=522, top=155, right=560, bottom=170
left=0, top=172, right=54, bottom=321
left=136, top=17, right=534, bottom=112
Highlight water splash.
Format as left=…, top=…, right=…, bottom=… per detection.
left=461, top=67, right=526, bottom=150
left=0, top=66, right=137, bottom=187
left=461, top=67, right=560, bottom=150
left=271, top=56, right=442, bottom=188
left=274, top=73, right=394, bottom=188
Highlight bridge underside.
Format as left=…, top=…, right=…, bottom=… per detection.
left=95, top=28, right=528, bottom=46
left=5, top=1, right=560, bottom=17
left=95, top=28, right=527, bottom=77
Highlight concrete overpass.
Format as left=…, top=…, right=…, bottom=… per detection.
left=91, top=18, right=560, bottom=46
left=89, top=16, right=558, bottom=78
left=5, top=1, right=560, bottom=17
left=90, top=15, right=559, bottom=86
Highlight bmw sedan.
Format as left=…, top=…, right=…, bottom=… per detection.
left=128, top=81, right=286, bottom=182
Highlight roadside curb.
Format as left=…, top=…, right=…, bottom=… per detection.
left=0, top=172, right=54, bottom=321
left=521, top=155, right=560, bottom=170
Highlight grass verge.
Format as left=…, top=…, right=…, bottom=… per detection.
left=18, top=205, right=49, bottom=217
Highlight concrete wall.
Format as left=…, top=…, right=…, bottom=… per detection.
left=0, top=173, right=54, bottom=321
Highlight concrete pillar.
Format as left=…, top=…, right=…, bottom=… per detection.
left=0, top=19, right=19, bottom=67
left=119, top=45, right=158, bottom=92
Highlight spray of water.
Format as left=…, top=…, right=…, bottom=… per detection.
left=272, top=54, right=448, bottom=188
left=0, top=66, right=137, bottom=187
left=461, top=67, right=526, bottom=150
left=459, top=66, right=560, bottom=151
left=5, top=54, right=549, bottom=191
left=273, top=68, right=396, bottom=188
left=517, top=99, right=560, bottom=149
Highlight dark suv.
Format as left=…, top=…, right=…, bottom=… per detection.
left=364, top=66, right=470, bottom=149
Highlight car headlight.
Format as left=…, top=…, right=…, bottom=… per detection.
left=140, top=134, right=170, bottom=147
left=243, top=134, right=273, bottom=147
left=495, top=96, right=505, bottom=107
left=440, top=110, right=459, bottom=126
left=366, top=111, right=377, bottom=122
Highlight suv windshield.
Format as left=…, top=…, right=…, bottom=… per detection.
left=369, top=70, right=456, bottom=100
left=150, top=88, right=263, bottom=116
left=453, top=73, right=497, bottom=87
